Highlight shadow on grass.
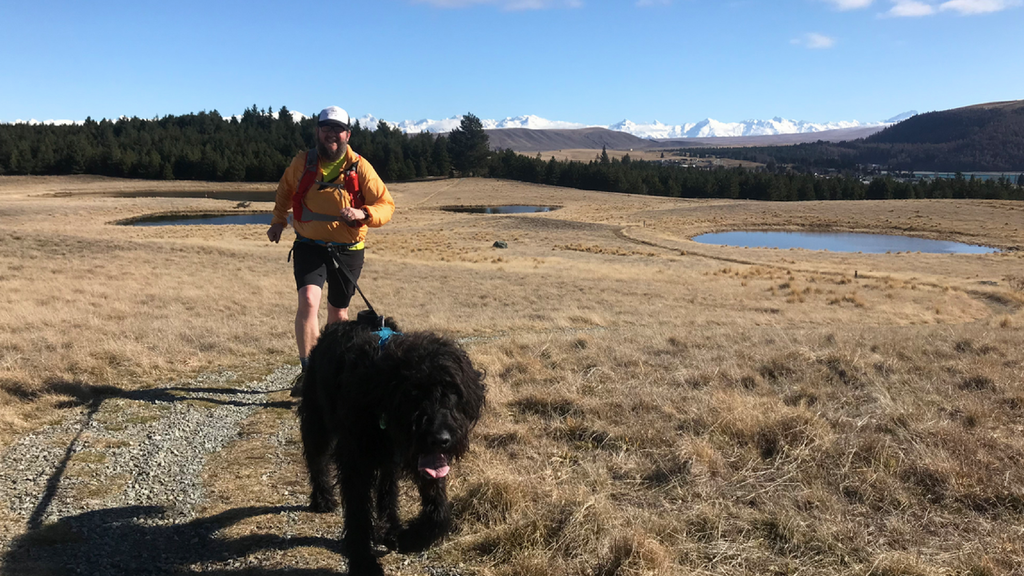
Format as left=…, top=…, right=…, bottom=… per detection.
left=2, top=378, right=295, bottom=411
left=2, top=505, right=345, bottom=575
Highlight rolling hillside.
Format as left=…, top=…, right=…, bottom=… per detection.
left=685, top=101, right=1024, bottom=172
left=486, top=125, right=887, bottom=153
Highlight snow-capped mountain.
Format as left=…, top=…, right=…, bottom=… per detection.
left=484, top=115, right=590, bottom=131
left=884, top=111, right=918, bottom=123
left=352, top=114, right=590, bottom=133
left=6, top=118, right=80, bottom=126
left=5, top=110, right=918, bottom=140
left=607, top=115, right=913, bottom=140
left=358, top=112, right=917, bottom=140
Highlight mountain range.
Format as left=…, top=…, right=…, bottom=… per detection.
left=6, top=110, right=917, bottom=142
left=353, top=111, right=917, bottom=140
left=680, top=100, right=1024, bottom=172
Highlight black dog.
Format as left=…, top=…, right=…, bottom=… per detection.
left=298, top=314, right=485, bottom=576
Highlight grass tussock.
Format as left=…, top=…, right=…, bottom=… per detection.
left=556, top=243, right=661, bottom=258
left=1006, top=275, right=1024, bottom=292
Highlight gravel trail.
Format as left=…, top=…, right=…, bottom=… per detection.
left=0, top=366, right=300, bottom=575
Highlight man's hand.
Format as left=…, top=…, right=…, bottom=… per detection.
left=340, top=207, right=368, bottom=227
left=267, top=222, right=285, bottom=243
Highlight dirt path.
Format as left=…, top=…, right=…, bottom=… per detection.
left=0, top=367, right=318, bottom=575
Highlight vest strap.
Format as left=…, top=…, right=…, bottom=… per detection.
left=292, top=149, right=364, bottom=223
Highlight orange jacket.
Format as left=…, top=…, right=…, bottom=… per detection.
left=271, top=147, right=395, bottom=244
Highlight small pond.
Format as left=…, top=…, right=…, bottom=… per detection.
left=691, top=231, right=999, bottom=254
left=442, top=205, right=560, bottom=214
left=127, top=213, right=275, bottom=226
left=110, top=191, right=277, bottom=202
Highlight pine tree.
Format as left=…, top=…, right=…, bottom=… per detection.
left=431, top=135, right=451, bottom=177
left=600, top=146, right=610, bottom=164
left=448, top=113, right=490, bottom=176
left=278, top=106, right=293, bottom=126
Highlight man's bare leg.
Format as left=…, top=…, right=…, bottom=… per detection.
left=327, top=304, right=348, bottom=325
left=296, top=285, right=323, bottom=364
left=292, top=285, right=323, bottom=397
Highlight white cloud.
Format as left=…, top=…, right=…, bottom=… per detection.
left=792, top=33, right=837, bottom=48
left=504, top=0, right=545, bottom=8
left=413, top=0, right=580, bottom=7
left=821, top=0, right=874, bottom=10
left=413, top=0, right=488, bottom=6
left=939, top=0, right=1021, bottom=14
left=880, top=0, right=1020, bottom=15
left=885, top=0, right=936, bottom=15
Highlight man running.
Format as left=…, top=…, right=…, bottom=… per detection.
left=267, top=106, right=395, bottom=394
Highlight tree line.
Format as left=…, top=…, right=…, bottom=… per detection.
left=679, top=140, right=1024, bottom=176
left=486, top=147, right=1024, bottom=201
left=1, top=107, right=1020, bottom=201
left=0, top=106, right=487, bottom=183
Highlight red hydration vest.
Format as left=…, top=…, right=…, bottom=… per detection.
left=292, top=148, right=365, bottom=223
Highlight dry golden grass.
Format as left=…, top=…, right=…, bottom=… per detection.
left=531, top=148, right=762, bottom=168
left=2, top=175, right=1024, bottom=574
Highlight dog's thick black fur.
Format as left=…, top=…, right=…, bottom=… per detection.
left=298, top=314, right=485, bottom=576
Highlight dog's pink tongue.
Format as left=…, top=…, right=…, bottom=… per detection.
left=418, top=454, right=450, bottom=479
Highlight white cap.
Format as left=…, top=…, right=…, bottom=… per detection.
left=318, top=106, right=350, bottom=128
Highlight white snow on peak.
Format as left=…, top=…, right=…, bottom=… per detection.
left=484, top=115, right=590, bottom=130
left=609, top=116, right=884, bottom=139
left=885, top=110, right=918, bottom=123
left=352, top=114, right=592, bottom=133
left=223, top=110, right=308, bottom=123
left=6, top=118, right=81, bottom=126
left=369, top=113, right=900, bottom=139
left=2, top=110, right=915, bottom=140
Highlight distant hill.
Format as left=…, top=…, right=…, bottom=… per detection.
left=860, top=99, right=1024, bottom=170
left=867, top=100, right=1024, bottom=145
left=656, top=126, right=887, bottom=148
left=486, top=127, right=654, bottom=152
left=486, top=125, right=887, bottom=153
left=677, top=100, right=1024, bottom=173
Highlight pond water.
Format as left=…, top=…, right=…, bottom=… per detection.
left=442, top=205, right=560, bottom=214
left=691, top=231, right=999, bottom=254
left=128, top=213, right=275, bottom=226
left=110, top=191, right=277, bottom=202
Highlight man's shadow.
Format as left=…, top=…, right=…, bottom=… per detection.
left=1, top=504, right=346, bottom=575
left=3, top=377, right=296, bottom=412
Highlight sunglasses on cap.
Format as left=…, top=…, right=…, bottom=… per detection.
left=319, top=123, right=350, bottom=134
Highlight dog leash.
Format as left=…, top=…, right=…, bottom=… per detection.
left=286, top=236, right=380, bottom=321
left=325, top=245, right=379, bottom=321
left=330, top=254, right=399, bottom=346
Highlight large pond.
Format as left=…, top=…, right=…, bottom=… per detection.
left=442, top=205, right=560, bottom=214
left=128, top=213, right=274, bottom=226
left=104, top=191, right=277, bottom=202
left=692, top=231, right=999, bottom=254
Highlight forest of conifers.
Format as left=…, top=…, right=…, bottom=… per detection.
left=1, top=106, right=1021, bottom=202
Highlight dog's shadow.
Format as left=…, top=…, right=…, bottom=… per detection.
left=1, top=505, right=347, bottom=575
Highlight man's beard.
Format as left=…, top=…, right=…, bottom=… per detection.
left=317, top=140, right=347, bottom=163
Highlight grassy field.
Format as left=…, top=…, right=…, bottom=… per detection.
left=1, top=175, right=1023, bottom=575
left=529, top=149, right=762, bottom=168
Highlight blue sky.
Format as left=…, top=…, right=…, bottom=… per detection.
left=1, top=0, right=1020, bottom=125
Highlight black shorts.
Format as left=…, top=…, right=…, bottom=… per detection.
left=292, top=241, right=365, bottom=309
